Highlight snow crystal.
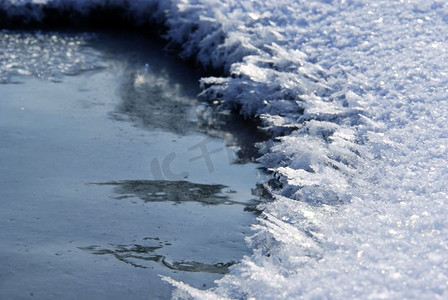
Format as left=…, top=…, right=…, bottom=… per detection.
left=161, top=0, right=448, bottom=298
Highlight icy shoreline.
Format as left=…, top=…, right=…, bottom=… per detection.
left=2, top=0, right=448, bottom=298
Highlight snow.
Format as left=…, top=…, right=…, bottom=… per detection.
left=2, top=0, right=448, bottom=298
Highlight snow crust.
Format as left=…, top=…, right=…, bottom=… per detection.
left=2, top=0, right=448, bottom=298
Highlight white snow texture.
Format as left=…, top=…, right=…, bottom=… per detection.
left=2, top=0, right=448, bottom=298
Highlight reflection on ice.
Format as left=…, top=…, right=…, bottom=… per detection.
left=116, top=71, right=268, bottom=162
left=84, top=180, right=259, bottom=274
left=79, top=242, right=164, bottom=270
left=79, top=242, right=234, bottom=274
left=196, top=104, right=269, bottom=163
left=116, top=69, right=197, bottom=134
left=92, top=180, right=258, bottom=207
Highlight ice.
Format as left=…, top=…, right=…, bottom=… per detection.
left=0, top=30, right=105, bottom=83
left=1, top=0, right=448, bottom=298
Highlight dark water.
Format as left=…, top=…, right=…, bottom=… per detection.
left=0, top=31, right=265, bottom=299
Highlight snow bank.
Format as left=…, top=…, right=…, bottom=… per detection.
left=2, top=0, right=448, bottom=298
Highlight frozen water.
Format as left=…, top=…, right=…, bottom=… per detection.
left=1, top=0, right=448, bottom=298
left=0, top=30, right=105, bottom=83
left=0, top=31, right=264, bottom=299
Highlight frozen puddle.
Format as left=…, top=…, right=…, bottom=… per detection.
left=0, top=31, right=263, bottom=299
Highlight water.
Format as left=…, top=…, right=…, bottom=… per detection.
left=0, top=31, right=265, bottom=299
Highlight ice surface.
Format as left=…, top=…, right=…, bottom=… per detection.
left=0, top=32, right=264, bottom=299
left=0, top=30, right=105, bottom=83
left=1, top=0, right=448, bottom=298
